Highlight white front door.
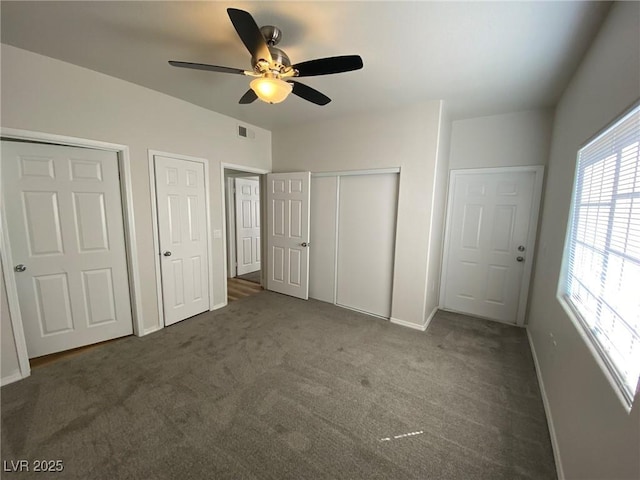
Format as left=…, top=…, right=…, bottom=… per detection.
left=441, top=168, right=542, bottom=324
left=2, top=141, right=133, bottom=358
left=266, top=172, right=310, bottom=299
left=154, top=155, right=209, bottom=326
left=235, top=177, right=261, bottom=276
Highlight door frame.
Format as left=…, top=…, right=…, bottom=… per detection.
left=0, top=127, right=145, bottom=383
left=148, top=150, right=214, bottom=326
left=220, top=163, right=269, bottom=306
left=439, top=165, right=545, bottom=326
left=225, top=174, right=260, bottom=278
left=226, top=176, right=237, bottom=278
left=233, top=176, right=261, bottom=277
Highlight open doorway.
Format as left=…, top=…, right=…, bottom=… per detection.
left=223, top=166, right=267, bottom=302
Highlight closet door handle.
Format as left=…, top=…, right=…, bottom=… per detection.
left=300, top=242, right=310, bottom=247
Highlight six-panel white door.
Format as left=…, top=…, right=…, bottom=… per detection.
left=154, top=156, right=209, bottom=326
left=441, top=169, right=537, bottom=323
left=235, top=177, right=261, bottom=276
left=266, top=172, right=310, bottom=299
left=2, top=141, right=133, bottom=358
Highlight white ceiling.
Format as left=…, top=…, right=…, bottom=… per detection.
left=1, top=1, right=610, bottom=130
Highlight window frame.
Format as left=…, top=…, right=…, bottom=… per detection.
left=557, top=100, right=640, bottom=411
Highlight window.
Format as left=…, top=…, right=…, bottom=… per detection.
left=560, top=103, right=640, bottom=407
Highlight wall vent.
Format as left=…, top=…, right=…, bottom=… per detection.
left=238, top=125, right=255, bottom=139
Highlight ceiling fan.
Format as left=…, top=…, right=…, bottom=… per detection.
left=169, top=8, right=363, bottom=106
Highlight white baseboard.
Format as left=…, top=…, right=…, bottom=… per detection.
left=390, top=317, right=426, bottom=331
left=390, top=307, right=438, bottom=332
left=1, top=370, right=25, bottom=387
left=143, top=302, right=227, bottom=336
left=526, top=328, right=564, bottom=480
left=143, top=324, right=163, bottom=336
left=212, top=301, right=227, bottom=311
left=423, top=306, right=438, bottom=330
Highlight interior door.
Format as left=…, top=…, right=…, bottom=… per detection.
left=2, top=140, right=133, bottom=358
left=235, top=177, right=260, bottom=276
left=266, top=172, right=310, bottom=299
left=441, top=168, right=538, bottom=323
left=154, top=155, right=209, bottom=326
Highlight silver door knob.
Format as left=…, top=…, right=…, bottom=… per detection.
left=517, top=245, right=526, bottom=252
left=516, top=256, right=525, bottom=262
left=163, top=251, right=172, bottom=257
left=14, top=264, right=26, bottom=272
left=300, top=242, right=310, bottom=247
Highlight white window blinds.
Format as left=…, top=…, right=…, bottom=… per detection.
left=561, top=103, right=640, bottom=405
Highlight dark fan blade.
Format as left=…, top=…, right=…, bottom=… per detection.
left=289, top=81, right=331, bottom=106
left=227, top=8, right=272, bottom=64
left=239, top=89, right=258, bottom=104
left=293, top=55, right=363, bottom=77
left=169, top=61, right=246, bottom=75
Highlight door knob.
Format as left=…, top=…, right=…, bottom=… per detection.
left=163, top=251, right=172, bottom=257
left=14, top=264, right=26, bottom=272
left=300, top=242, right=310, bottom=247
left=516, top=256, right=525, bottom=262
left=517, top=245, right=526, bottom=252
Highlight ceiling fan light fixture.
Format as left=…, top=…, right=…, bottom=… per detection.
left=170, top=9, right=362, bottom=106
left=250, top=77, right=292, bottom=104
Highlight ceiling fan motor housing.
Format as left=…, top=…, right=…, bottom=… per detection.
left=252, top=26, right=292, bottom=75
left=260, top=25, right=282, bottom=46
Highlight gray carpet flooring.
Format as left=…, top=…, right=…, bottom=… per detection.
left=1, top=292, right=556, bottom=479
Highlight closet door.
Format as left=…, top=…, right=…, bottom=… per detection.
left=309, top=176, right=337, bottom=303
left=336, top=173, right=398, bottom=317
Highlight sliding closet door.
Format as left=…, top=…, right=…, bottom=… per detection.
left=309, top=176, right=337, bottom=303
left=336, top=173, right=399, bottom=317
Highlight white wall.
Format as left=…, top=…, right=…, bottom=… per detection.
left=424, top=103, right=451, bottom=322
left=450, top=109, right=553, bottom=169
left=273, top=101, right=443, bottom=329
left=1, top=45, right=271, bottom=382
left=527, top=3, right=640, bottom=479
